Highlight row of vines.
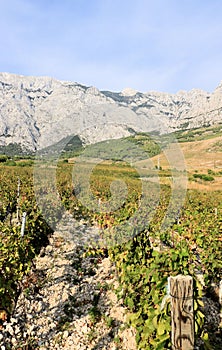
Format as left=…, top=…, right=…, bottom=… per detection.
left=0, top=166, right=53, bottom=321
left=56, top=162, right=222, bottom=349
left=0, top=161, right=221, bottom=349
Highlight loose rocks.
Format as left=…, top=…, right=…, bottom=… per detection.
left=0, top=218, right=137, bottom=349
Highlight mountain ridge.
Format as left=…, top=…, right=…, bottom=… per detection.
left=0, top=72, right=222, bottom=152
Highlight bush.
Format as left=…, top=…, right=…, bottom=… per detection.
left=207, top=169, right=215, bottom=175
left=17, top=160, right=34, bottom=167
left=0, top=155, right=8, bottom=163
left=5, top=160, right=16, bottom=166
left=193, top=173, right=214, bottom=181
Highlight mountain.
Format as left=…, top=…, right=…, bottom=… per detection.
left=0, top=72, right=222, bottom=152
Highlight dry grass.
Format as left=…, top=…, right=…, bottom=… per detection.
left=68, top=135, right=222, bottom=192
left=147, top=136, right=222, bottom=191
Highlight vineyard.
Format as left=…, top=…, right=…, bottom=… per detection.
left=0, top=148, right=222, bottom=349
left=0, top=166, right=53, bottom=317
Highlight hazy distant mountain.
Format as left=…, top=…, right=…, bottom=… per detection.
left=0, top=72, right=222, bottom=152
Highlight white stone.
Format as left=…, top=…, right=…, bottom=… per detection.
left=63, top=330, right=69, bottom=338
left=0, top=72, right=221, bottom=152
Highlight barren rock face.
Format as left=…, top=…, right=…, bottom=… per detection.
left=0, top=72, right=221, bottom=151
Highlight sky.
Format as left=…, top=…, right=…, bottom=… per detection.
left=1, top=0, right=222, bottom=93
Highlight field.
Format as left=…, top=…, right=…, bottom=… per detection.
left=150, top=134, right=222, bottom=191
left=0, top=126, right=222, bottom=349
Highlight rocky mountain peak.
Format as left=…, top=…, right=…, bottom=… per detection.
left=0, top=73, right=222, bottom=152
left=121, top=88, right=138, bottom=96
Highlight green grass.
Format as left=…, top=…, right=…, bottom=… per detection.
left=169, top=124, right=222, bottom=142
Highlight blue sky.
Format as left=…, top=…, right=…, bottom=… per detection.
left=1, top=0, right=222, bottom=93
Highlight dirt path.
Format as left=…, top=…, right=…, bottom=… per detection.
left=0, top=216, right=137, bottom=349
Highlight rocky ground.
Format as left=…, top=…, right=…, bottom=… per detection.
left=0, top=215, right=221, bottom=349
left=0, top=216, right=137, bottom=350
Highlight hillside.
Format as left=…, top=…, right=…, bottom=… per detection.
left=1, top=72, right=222, bottom=152
left=148, top=125, right=222, bottom=191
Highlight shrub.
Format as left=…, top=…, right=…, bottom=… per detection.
left=193, top=173, right=214, bottom=181
left=0, top=155, right=8, bottom=163
left=5, top=160, right=16, bottom=166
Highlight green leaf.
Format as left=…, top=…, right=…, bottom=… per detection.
left=157, top=321, right=166, bottom=336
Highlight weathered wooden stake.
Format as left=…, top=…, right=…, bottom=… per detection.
left=219, top=280, right=222, bottom=326
left=157, top=155, right=160, bottom=170
left=170, top=275, right=194, bottom=350
left=214, top=207, right=218, bottom=217
left=20, top=212, right=27, bottom=238
left=16, top=177, right=21, bottom=222
left=219, top=280, right=222, bottom=305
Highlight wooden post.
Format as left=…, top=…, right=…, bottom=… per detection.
left=20, top=212, right=27, bottom=238
left=157, top=155, right=160, bottom=170
left=170, top=275, right=194, bottom=350
left=214, top=207, right=218, bottom=217
left=219, top=280, right=222, bottom=326
left=98, top=198, right=101, bottom=211
left=219, top=280, right=222, bottom=305
left=16, top=177, right=20, bottom=222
